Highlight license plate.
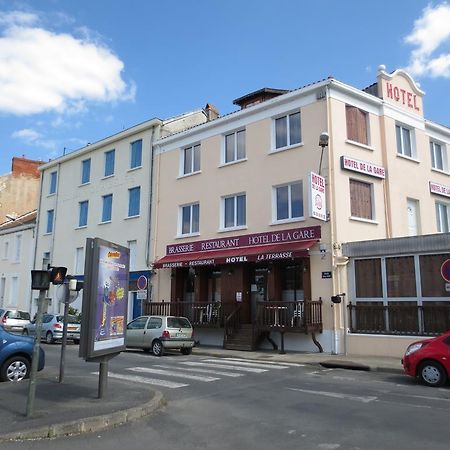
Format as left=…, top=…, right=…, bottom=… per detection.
left=68, top=326, right=77, bottom=331
left=177, top=333, right=186, bottom=338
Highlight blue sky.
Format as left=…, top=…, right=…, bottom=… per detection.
left=0, top=0, right=449, bottom=174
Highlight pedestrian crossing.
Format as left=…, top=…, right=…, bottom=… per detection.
left=95, top=357, right=304, bottom=390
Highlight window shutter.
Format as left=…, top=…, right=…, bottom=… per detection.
left=350, top=179, right=372, bottom=219
left=346, top=105, right=368, bottom=145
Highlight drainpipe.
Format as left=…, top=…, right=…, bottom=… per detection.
left=334, top=257, right=349, bottom=355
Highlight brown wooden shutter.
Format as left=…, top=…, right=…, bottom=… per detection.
left=350, top=179, right=372, bottom=219
left=346, top=105, right=368, bottom=145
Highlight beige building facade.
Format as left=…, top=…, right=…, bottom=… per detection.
left=151, top=66, right=450, bottom=356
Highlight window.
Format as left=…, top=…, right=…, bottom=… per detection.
left=386, top=256, right=416, bottom=297
left=355, top=259, right=382, bottom=298
left=49, top=171, right=57, bottom=194
left=396, top=124, right=414, bottom=158
left=346, top=105, right=368, bottom=145
left=130, top=140, right=142, bottom=169
left=275, top=112, right=301, bottom=149
left=3, top=241, right=8, bottom=259
left=430, top=141, right=447, bottom=171
left=180, top=203, right=199, bottom=235
left=183, top=144, right=201, bottom=175
left=10, top=277, right=18, bottom=307
left=420, top=254, right=450, bottom=297
left=81, top=159, right=91, bottom=184
left=101, top=194, right=113, bottom=222
left=127, top=317, right=148, bottom=330
left=128, top=187, right=140, bottom=217
left=127, top=240, right=137, bottom=271
left=75, top=247, right=84, bottom=274
left=350, top=179, right=373, bottom=220
left=224, top=130, right=246, bottom=163
left=104, top=149, right=115, bottom=177
left=78, top=200, right=89, bottom=227
left=14, top=235, right=21, bottom=262
left=274, top=182, right=303, bottom=221
left=223, top=194, right=246, bottom=228
left=436, top=202, right=450, bottom=233
left=46, top=209, right=54, bottom=234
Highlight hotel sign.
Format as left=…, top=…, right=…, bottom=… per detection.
left=309, top=172, right=327, bottom=221
left=341, top=156, right=386, bottom=179
left=429, top=181, right=450, bottom=198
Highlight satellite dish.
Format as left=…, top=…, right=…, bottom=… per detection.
left=56, top=284, right=79, bottom=304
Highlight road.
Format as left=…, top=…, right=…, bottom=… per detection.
left=7, top=344, right=450, bottom=450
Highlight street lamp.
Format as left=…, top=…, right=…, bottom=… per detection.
left=318, top=132, right=329, bottom=176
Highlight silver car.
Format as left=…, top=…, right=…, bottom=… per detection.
left=23, top=314, right=81, bottom=344
left=125, top=315, right=194, bottom=356
left=0, top=310, right=31, bottom=334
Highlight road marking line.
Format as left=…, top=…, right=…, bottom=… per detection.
left=388, top=392, right=450, bottom=403
left=180, top=361, right=267, bottom=373
left=288, top=387, right=377, bottom=403
left=154, top=365, right=244, bottom=378
left=93, top=371, right=188, bottom=388
left=220, top=357, right=304, bottom=367
left=202, top=359, right=289, bottom=369
left=127, top=366, right=219, bottom=382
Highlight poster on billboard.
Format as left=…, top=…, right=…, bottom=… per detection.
left=79, top=238, right=130, bottom=361
left=309, top=172, right=327, bottom=221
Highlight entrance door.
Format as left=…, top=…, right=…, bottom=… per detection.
left=250, top=267, right=268, bottom=322
left=407, top=198, right=419, bottom=236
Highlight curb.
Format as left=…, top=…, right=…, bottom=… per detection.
left=0, top=390, right=164, bottom=442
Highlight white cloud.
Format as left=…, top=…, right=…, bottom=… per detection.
left=12, top=128, right=58, bottom=150
left=404, top=2, right=450, bottom=78
left=0, top=9, right=134, bottom=115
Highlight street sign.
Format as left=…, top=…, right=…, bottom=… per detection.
left=440, top=259, right=450, bottom=282
left=136, top=290, right=147, bottom=300
left=137, top=275, right=147, bottom=290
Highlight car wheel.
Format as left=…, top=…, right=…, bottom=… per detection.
left=0, top=356, right=31, bottom=382
left=152, top=339, right=164, bottom=357
left=180, top=347, right=192, bottom=355
left=418, top=360, right=448, bottom=387
left=46, top=331, right=54, bottom=344
left=22, top=329, right=29, bottom=336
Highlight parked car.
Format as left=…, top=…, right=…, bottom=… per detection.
left=402, top=331, right=450, bottom=387
left=0, top=309, right=31, bottom=334
left=23, top=314, right=81, bottom=344
left=126, top=315, right=195, bottom=356
left=0, top=325, right=45, bottom=382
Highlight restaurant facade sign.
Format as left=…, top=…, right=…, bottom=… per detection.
left=429, top=181, right=450, bottom=198
left=309, top=171, right=327, bottom=221
left=341, top=156, right=386, bottom=179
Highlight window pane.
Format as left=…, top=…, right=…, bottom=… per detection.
left=402, top=127, right=411, bottom=157
left=355, top=259, right=382, bottom=298
left=436, top=203, right=449, bottom=232
left=275, top=116, right=287, bottom=148
left=182, top=206, right=191, bottom=234
left=46, top=210, right=54, bottom=233
left=131, top=140, right=142, bottom=168
left=128, top=187, right=140, bottom=217
left=225, top=134, right=235, bottom=163
left=81, top=159, right=91, bottom=184
left=224, top=197, right=234, bottom=227
left=193, top=145, right=201, bottom=172
left=291, top=182, right=303, bottom=218
left=289, top=113, right=301, bottom=145
left=105, top=150, right=115, bottom=176
left=49, top=172, right=57, bottom=194
left=395, top=125, right=402, bottom=154
left=192, top=203, right=199, bottom=233
left=386, top=256, right=416, bottom=297
left=184, top=147, right=192, bottom=174
left=420, top=254, right=450, bottom=297
left=79, top=201, right=88, bottom=227
left=236, top=130, right=246, bottom=160
left=236, top=194, right=246, bottom=226
left=435, top=143, right=443, bottom=170
left=276, top=186, right=289, bottom=220
left=102, top=194, right=112, bottom=222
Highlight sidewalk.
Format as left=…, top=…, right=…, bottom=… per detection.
left=0, top=347, right=402, bottom=442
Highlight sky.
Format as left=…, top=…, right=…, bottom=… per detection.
left=0, top=0, right=450, bottom=174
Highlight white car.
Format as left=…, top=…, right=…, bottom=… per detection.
left=23, top=314, right=81, bottom=344
left=126, top=315, right=194, bottom=356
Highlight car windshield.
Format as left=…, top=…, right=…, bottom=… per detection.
left=6, top=311, right=30, bottom=320
left=167, top=317, right=191, bottom=328
left=56, top=315, right=80, bottom=324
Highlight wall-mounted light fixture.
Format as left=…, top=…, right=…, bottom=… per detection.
left=318, top=132, right=329, bottom=176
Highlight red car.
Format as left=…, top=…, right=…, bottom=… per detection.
left=402, top=331, right=450, bottom=387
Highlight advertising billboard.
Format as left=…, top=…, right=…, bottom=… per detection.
left=79, top=238, right=130, bottom=360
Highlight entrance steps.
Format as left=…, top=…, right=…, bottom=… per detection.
left=223, top=324, right=255, bottom=351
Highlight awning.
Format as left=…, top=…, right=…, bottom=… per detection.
left=153, top=240, right=317, bottom=269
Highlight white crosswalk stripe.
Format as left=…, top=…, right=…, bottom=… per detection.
left=180, top=361, right=267, bottom=373
left=222, top=357, right=304, bottom=367
left=93, top=371, right=188, bottom=389
left=154, top=364, right=244, bottom=378
left=127, top=366, right=219, bottom=382
left=201, top=358, right=290, bottom=369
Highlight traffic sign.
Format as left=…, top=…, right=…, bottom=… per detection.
left=137, top=275, right=148, bottom=290
left=440, top=259, right=450, bottom=282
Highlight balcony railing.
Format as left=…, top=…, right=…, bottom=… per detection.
left=348, top=302, right=450, bottom=336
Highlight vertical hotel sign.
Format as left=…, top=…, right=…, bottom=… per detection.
left=309, top=172, right=327, bottom=221
left=80, top=238, right=129, bottom=360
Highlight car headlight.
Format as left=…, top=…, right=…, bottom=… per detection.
left=405, top=343, right=423, bottom=356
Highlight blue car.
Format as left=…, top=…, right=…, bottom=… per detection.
left=0, top=325, right=45, bottom=382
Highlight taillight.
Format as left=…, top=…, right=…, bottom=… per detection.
left=53, top=323, right=63, bottom=329
left=162, top=330, right=170, bottom=338
left=1, top=316, right=6, bottom=324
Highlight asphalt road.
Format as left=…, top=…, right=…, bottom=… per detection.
left=6, top=344, right=450, bottom=450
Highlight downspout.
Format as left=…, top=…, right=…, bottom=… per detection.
left=52, top=163, right=62, bottom=314
left=334, top=257, right=349, bottom=355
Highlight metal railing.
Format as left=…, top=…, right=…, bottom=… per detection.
left=348, top=302, right=450, bottom=336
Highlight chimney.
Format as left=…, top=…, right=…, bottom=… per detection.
left=204, top=103, right=219, bottom=121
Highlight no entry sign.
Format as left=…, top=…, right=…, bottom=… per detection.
left=440, top=259, right=450, bottom=283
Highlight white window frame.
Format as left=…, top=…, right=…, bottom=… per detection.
left=272, top=110, right=302, bottom=151
left=49, top=171, right=57, bottom=195
left=220, top=193, right=246, bottom=231
left=181, top=144, right=201, bottom=176
left=127, top=240, right=137, bottom=271
left=222, top=129, right=246, bottom=165
left=178, top=203, right=200, bottom=236
left=14, top=234, right=22, bottom=263
left=436, top=202, right=450, bottom=233
left=430, top=140, right=448, bottom=172
left=396, top=123, right=416, bottom=159
left=272, top=181, right=304, bottom=224
left=349, top=178, right=376, bottom=223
